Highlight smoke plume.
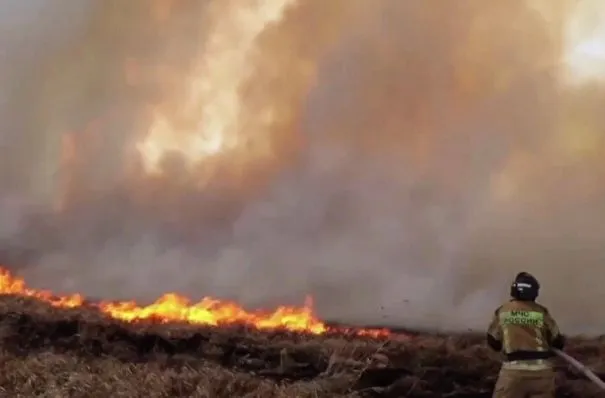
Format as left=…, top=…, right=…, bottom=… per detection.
left=1, top=0, right=604, bottom=335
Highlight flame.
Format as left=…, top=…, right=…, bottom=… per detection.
left=137, top=0, right=298, bottom=177
left=486, top=1, right=605, bottom=203
left=562, top=0, right=605, bottom=83
left=0, top=267, right=389, bottom=337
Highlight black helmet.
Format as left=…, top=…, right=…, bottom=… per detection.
left=510, top=272, right=540, bottom=301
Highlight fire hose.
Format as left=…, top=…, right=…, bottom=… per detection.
left=552, top=348, right=605, bottom=391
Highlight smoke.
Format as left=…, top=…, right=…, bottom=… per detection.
left=1, top=0, right=604, bottom=335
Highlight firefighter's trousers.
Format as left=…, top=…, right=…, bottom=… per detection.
left=492, top=360, right=555, bottom=398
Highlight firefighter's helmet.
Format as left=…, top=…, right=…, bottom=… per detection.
left=510, top=272, right=540, bottom=301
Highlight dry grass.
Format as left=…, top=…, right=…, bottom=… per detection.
left=0, top=296, right=602, bottom=397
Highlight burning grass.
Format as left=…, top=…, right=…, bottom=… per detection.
left=0, top=296, right=603, bottom=397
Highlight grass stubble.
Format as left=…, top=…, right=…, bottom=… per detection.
left=0, top=296, right=601, bottom=397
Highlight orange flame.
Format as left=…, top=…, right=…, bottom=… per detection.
left=0, top=268, right=389, bottom=337
left=137, top=0, right=298, bottom=176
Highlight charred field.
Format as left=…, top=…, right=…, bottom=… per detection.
left=0, top=296, right=601, bottom=397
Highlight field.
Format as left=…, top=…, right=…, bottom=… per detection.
left=0, top=296, right=602, bottom=397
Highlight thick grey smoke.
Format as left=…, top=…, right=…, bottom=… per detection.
left=1, top=1, right=604, bottom=335
left=0, top=0, right=95, bottom=238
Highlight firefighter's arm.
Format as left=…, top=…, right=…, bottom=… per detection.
left=486, top=308, right=503, bottom=352
left=544, top=310, right=565, bottom=350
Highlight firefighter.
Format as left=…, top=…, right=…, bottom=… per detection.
left=487, top=272, right=565, bottom=398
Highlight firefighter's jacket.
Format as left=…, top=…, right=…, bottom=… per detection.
left=487, top=299, right=565, bottom=369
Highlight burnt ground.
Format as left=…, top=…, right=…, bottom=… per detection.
left=0, top=296, right=602, bottom=397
